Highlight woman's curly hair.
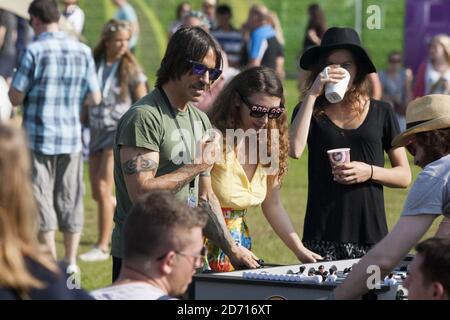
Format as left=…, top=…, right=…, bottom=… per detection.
left=208, top=66, right=288, bottom=185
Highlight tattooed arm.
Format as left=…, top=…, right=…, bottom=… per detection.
left=198, top=175, right=260, bottom=269
left=121, top=146, right=211, bottom=203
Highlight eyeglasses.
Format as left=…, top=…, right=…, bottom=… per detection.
left=175, top=246, right=207, bottom=268
left=405, top=139, right=417, bottom=156
left=156, top=246, right=207, bottom=268
left=186, top=59, right=222, bottom=81
left=238, top=92, right=285, bottom=119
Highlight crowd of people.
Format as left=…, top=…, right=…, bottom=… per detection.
left=0, top=0, right=449, bottom=300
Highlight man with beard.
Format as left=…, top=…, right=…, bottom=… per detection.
left=111, top=26, right=253, bottom=281
left=333, top=94, right=450, bottom=299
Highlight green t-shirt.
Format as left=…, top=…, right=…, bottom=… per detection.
left=111, top=88, right=212, bottom=258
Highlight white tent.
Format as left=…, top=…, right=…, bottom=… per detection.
left=0, top=0, right=32, bottom=19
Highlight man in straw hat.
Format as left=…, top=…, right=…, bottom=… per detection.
left=333, top=94, right=450, bottom=299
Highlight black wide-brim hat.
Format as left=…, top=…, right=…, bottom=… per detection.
left=299, top=27, right=376, bottom=74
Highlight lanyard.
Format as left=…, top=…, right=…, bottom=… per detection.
left=157, top=86, right=196, bottom=190
left=97, top=59, right=119, bottom=99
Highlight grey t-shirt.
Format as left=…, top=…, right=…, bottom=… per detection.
left=91, top=283, right=172, bottom=300
left=401, top=154, right=450, bottom=218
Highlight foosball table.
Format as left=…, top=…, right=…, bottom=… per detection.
left=190, top=256, right=412, bottom=300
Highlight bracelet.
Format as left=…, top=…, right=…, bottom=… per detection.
left=370, top=165, right=373, bottom=180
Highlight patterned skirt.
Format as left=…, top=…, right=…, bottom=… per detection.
left=206, top=208, right=250, bottom=272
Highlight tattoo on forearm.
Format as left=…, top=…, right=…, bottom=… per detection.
left=199, top=196, right=234, bottom=255
left=122, top=153, right=157, bottom=175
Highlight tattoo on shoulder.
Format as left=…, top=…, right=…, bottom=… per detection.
left=122, top=153, right=157, bottom=175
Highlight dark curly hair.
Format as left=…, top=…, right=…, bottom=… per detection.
left=415, top=128, right=450, bottom=166
left=208, top=66, right=288, bottom=185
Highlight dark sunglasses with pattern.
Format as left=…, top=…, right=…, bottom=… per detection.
left=186, top=59, right=222, bottom=82
left=238, top=91, right=285, bottom=119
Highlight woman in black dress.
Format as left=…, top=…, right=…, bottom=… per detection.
left=289, top=27, right=412, bottom=260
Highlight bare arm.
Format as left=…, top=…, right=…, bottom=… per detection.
left=369, top=72, right=383, bottom=100
left=84, top=90, right=102, bottom=106
left=8, top=87, right=25, bottom=106
left=198, top=175, right=260, bottom=269
left=404, top=68, right=413, bottom=105
left=435, top=216, right=450, bottom=238
left=334, top=215, right=436, bottom=299
left=120, top=146, right=210, bottom=203
left=373, top=147, right=411, bottom=188
left=0, top=25, right=6, bottom=49
left=307, top=29, right=321, bottom=45
left=261, top=180, right=322, bottom=263
left=333, top=146, right=411, bottom=188
left=289, top=67, right=346, bottom=159
left=247, top=58, right=261, bottom=67
left=133, top=82, right=147, bottom=101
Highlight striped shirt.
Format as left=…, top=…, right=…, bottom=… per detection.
left=12, top=31, right=99, bottom=155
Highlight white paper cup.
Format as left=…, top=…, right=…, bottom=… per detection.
left=327, top=148, right=351, bottom=166
left=323, top=67, right=351, bottom=103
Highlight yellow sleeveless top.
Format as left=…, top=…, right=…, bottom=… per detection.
left=211, top=149, right=267, bottom=210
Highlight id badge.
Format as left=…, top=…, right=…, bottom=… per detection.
left=187, top=187, right=197, bottom=208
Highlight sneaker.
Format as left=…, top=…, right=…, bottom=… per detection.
left=66, top=264, right=80, bottom=275
left=79, top=247, right=110, bottom=262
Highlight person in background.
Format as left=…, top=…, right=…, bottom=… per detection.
left=0, top=124, right=92, bottom=300
left=91, top=191, right=207, bottom=300
left=245, top=4, right=284, bottom=80
left=206, top=66, right=322, bottom=272
left=168, top=1, right=191, bottom=38
left=334, top=94, right=450, bottom=299
left=202, top=0, right=217, bottom=30
left=403, top=237, right=450, bottom=300
left=61, top=0, right=84, bottom=37
left=9, top=0, right=101, bottom=275
left=290, top=27, right=411, bottom=261
left=297, top=3, right=328, bottom=97
left=379, top=51, right=413, bottom=131
left=367, top=72, right=383, bottom=100
left=267, top=11, right=285, bottom=80
left=111, top=0, right=139, bottom=53
left=0, top=9, right=18, bottom=81
left=211, top=4, right=242, bottom=69
left=414, top=34, right=450, bottom=98
left=302, top=3, right=327, bottom=53
left=79, top=19, right=147, bottom=262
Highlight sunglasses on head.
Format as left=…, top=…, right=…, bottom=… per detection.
left=186, top=59, right=222, bottom=81
left=238, top=92, right=285, bottom=119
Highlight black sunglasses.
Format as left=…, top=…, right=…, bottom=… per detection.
left=238, top=92, right=285, bottom=119
left=186, top=59, right=222, bottom=81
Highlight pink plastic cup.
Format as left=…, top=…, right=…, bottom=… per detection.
left=327, top=148, right=351, bottom=167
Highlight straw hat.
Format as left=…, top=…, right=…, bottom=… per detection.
left=392, top=94, right=450, bottom=147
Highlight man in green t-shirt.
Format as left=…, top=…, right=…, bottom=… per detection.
left=111, top=26, right=255, bottom=281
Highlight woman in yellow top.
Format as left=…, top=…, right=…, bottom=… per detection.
left=206, top=66, right=322, bottom=272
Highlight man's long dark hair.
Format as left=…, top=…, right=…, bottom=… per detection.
left=156, top=26, right=222, bottom=87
